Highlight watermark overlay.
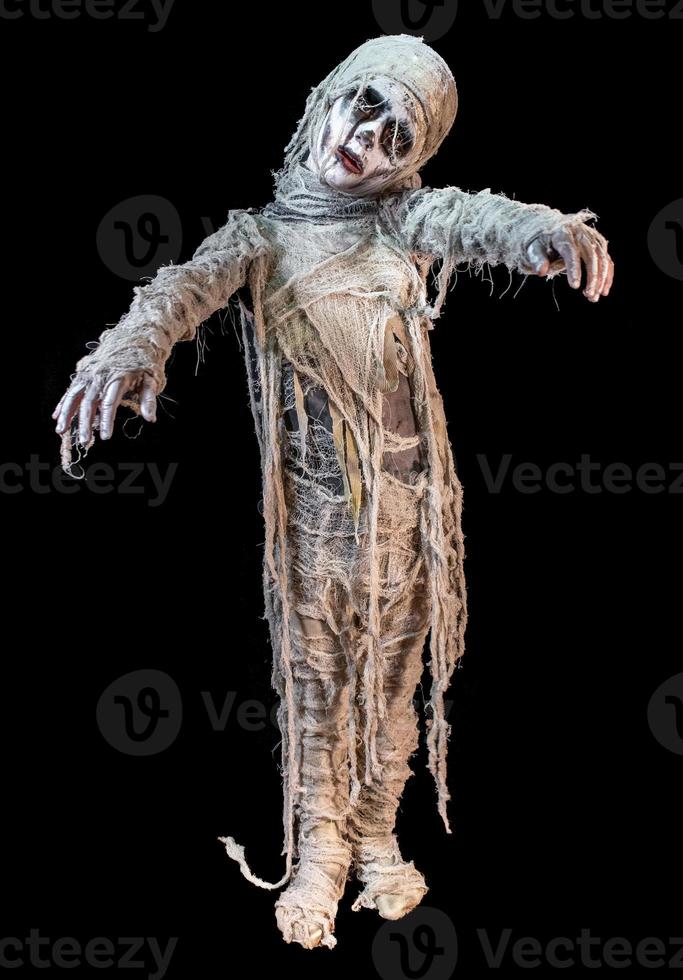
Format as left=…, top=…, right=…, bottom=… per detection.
left=96, top=197, right=234, bottom=282
left=0, top=0, right=176, bottom=32
left=97, top=670, right=183, bottom=756
left=372, top=0, right=459, bottom=41
left=373, top=0, right=681, bottom=34
left=96, top=669, right=455, bottom=756
left=474, top=0, right=682, bottom=19
left=477, top=454, right=683, bottom=495
left=648, top=673, right=683, bottom=756
left=476, top=928, right=683, bottom=969
left=0, top=931, right=177, bottom=979
left=0, top=455, right=178, bottom=507
left=648, top=198, right=683, bottom=281
left=372, top=915, right=683, bottom=977
left=97, top=195, right=183, bottom=281
left=373, top=907, right=458, bottom=980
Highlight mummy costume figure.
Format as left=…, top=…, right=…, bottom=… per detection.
left=53, top=35, right=613, bottom=950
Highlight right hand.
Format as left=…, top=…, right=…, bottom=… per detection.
left=526, top=222, right=614, bottom=302
left=52, top=369, right=158, bottom=446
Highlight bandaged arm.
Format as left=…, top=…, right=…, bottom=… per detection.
left=71, top=208, right=270, bottom=406
left=395, top=183, right=597, bottom=284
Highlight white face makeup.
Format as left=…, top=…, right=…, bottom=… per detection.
left=307, top=76, right=424, bottom=195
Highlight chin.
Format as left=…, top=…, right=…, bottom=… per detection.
left=322, top=161, right=366, bottom=194
left=319, top=157, right=399, bottom=197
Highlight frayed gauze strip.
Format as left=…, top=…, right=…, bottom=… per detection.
left=62, top=34, right=600, bottom=896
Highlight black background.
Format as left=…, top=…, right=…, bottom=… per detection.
left=3, top=0, right=682, bottom=975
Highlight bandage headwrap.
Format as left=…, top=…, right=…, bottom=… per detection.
left=271, top=33, right=458, bottom=206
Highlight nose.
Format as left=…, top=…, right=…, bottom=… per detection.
left=356, top=124, right=377, bottom=150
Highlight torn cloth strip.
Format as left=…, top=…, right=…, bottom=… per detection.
left=221, top=161, right=596, bottom=891
left=219, top=183, right=468, bottom=893
left=61, top=33, right=603, bottom=899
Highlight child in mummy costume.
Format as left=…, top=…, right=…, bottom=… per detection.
left=53, top=35, right=613, bottom=950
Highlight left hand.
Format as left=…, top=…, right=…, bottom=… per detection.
left=53, top=369, right=158, bottom=445
left=526, top=223, right=614, bottom=302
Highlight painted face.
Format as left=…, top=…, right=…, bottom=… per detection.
left=308, top=76, right=424, bottom=195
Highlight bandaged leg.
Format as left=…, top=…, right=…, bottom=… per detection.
left=348, top=476, right=432, bottom=920
left=274, top=609, right=353, bottom=950
left=348, top=607, right=430, bottom=918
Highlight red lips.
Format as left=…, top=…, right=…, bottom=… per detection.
left=336, top=145, right=363, bottom=174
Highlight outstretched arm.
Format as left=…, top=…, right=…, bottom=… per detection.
left=392, top=184, right=613, bottom=310
left=53, top=208, right=271, bottom=463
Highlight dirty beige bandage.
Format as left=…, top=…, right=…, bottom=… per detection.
left=60, top=35, right=605, bottom=925
left=58, top=210, right=272, bottom=474
left=272, top=610, right=354, bottom=949
left=345, top=470, right=433, bottom=916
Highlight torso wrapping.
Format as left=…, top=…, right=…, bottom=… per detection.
left=235, top=204, right=467, bottom=885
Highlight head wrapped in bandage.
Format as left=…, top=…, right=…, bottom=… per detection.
left=273, top=34, right=458, bottom=200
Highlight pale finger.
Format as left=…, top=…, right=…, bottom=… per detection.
left=56, top=381, right=87, bottom=434
left=52, top=378, right=79, bottom=418
left=100, top=377, right=128, bottom=441
left=527, top=238, right=550, bottom=276
left=579, top=228, right=601, bottom=302
left=139, top=376, right=158, bottom=423
left=593, top=232, right=614, bottom=296
left=595, top=235, right=611, bottom=298
left=52, top=392, right=68, bottom=419
left=78, top=380, right=102, bottom=445
left=584, top=227, right=609, bottom=300
left=552, top=229, right=582, bottom=289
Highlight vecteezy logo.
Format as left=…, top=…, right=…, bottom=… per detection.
left=372, top=907, right=458, bottom=980
left=648, top=198, right=683, bottom=281
left=647, top=672, right=683, bottom=755
left=96, top=195, right=183, bottom=281
left=96, top=669, right=182, bottom=756
left=372, top=0, right=458, bottom=41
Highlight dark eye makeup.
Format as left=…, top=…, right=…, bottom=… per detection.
left=341, top=86, right=415, bottom=162
left=346, top=85, right=415, bottom=160
left=351, top=86, right=387, bottom=117
left=381, top=120, right=414, bottom=160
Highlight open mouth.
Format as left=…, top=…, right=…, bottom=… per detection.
left=336, top=145, right=363, bottom=175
